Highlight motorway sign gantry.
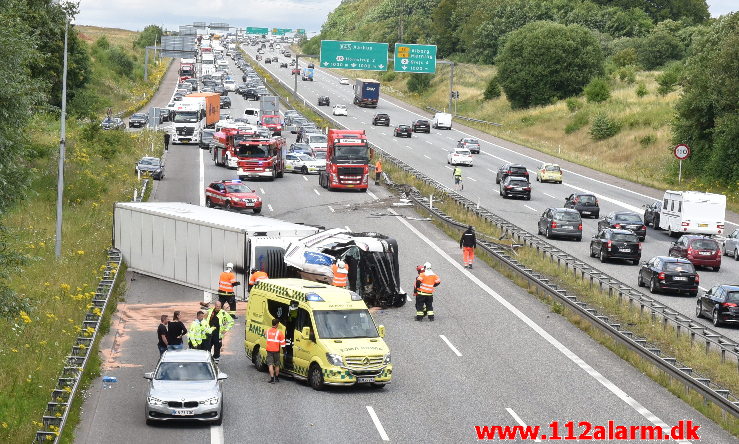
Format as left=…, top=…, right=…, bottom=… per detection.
left=320, top=40, right=389, bottom=71
left=272, top=28, right=292, bottom=35
left=246, top=27, right=269, bottom=34
left=394, top=43, right=437, bottom=73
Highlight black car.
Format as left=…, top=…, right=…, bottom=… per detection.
left=213, top=85, right=227, bottom=96
left=271, top=57, right=278, bottom=63
left=199, top=129, right=215, bottom=150
left=637, top=256, right=699, bottom=296
left=589, top=229, right=641, bottom=264
left=242, top=89, right=259, bottom=101
left=412, top=119, right=431, bottom=133
left=317, top=96, right=330, bottom=106
left=372, top=113, right=390, bottom=126
left=598, top=211, right=647, bottom=241
left=495, top=164, right=529, bottom=184
left=564, top=193, right=600, bottom=218
left=280, top=62, right=288, bottom=68
left=696, top=284, right=739, bottom=326
left=128, top=113, right=149, bottom=128
left=220, top=96, right=231, bottom=109
left=265, top=58, right=271, bottom=64
left=393, top=125, right=412, bottom=138
left=643, top=201, right=661, bottom=228
left=135, top=156, right=164, bottom=180
left=500, top=176, right=531, bottom=200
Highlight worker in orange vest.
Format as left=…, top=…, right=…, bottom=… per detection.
left=331, top=259, right=349, bottom=288
left=265, top=318, right=286, bottom=383
left=218, top=262, right=240, bottom=319
left=374, top=159, right=383, bottom=185
left=415, top=262, right=440, bottom=321
left=248, top=268, right=269, bottom=297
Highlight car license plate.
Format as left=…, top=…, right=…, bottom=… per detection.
left=357, top=377, right=375, bottom=383
left=673, top=277, right=687, bottom=281
left=347, top=185, right=354, bottom=187
left=699, top=251, right=711, bottom=255
left=562, top=226, right=572, bottom=229
left=514, top=187, right=522, bottom=190
left=698, top=224, right=708, bottom=227
left=619, top=248, right=631, bottom=252
left=582, top=211, right=591, bottom=215
left=172, top=409, right=194, bottom=416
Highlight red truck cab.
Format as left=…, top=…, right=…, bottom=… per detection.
left=319, top=129, right=370, bottom=191
left=260, top=114, right=283, bottom=136
left=235, top=136, right=286, bottom=181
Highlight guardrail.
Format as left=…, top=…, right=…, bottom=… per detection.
left=242, top=51, right=739, bottom=418
left=425, top=106, right=503, bottom=127
left=33, top=249, right=122, bottom=443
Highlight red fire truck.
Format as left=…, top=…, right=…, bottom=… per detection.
left=235, top=137, right=286, bottom=181
left=319, top=129, right=370, bottom=191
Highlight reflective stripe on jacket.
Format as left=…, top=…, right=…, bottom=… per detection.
left=218, top=271, right=237, bottom=293
left=265, top=327, right=285, bottom=352
left=249, top=271, right=269, bottom=285
left=375, top=161, right=382, bottom=173
left=206, top=309, right=234, bottom=339
left=188, top=319, right=211, bottom=346
left=331, top=263, right=348, bottom=287
left=416, top=271, right=441, bottom=295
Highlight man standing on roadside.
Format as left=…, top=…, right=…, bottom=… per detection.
left=265, top=318, right=285, bottom=383
left=157, top=315, right=169, bottom=356
left=206, top=301, right=234, bottom=363
left=188, top=311, right=211, bottom=350
left=459, top=225, right=477, bottom=269
left=166, top=311, right=187, bottom=350
left=163, top=130, right=171, bottom=151
left=217, top=262, right=241, bottom=319
left=374, top=159, right=383, bottom=185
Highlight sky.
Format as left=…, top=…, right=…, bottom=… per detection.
left=76, top=0, right=737, bottom=33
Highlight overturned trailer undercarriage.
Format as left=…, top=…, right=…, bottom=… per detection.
left=283, top=228, right=406, bottom=308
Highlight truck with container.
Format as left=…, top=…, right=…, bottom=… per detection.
left=171, top=95, right=218, bottom=145
left=353, top=79, right=380, bottom=108
left=301, top=68, right=314, bottom=81
left=113, top=202, right=406, bottom=307
left=179, top=58, right=196, bottom=81
left=259, top=96, right=281, bottom=135
left=201, top=53, right=215, bottom=76
left=658, top=191, right=726, bottom=236
left=319, top=129, right=370, bottom=191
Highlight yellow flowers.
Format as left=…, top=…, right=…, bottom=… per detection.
left=20, top=311, right=32, bottom=324
left=76, top=250, right=85, bottom=255
left=45, top=313, right=58, bottom=321
left=62, top=386, right=72, bottom=393
left=44, top=282, right=50, bottom=287
left=1, top=422, right=7, bottom=429
left=10, top=348, right=18, bottom=353
left=60, top=283, right=71, bottom=292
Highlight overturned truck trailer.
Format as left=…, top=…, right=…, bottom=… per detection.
left=284, top=228, right=406, bottom=308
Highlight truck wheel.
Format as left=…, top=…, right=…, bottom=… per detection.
left=225, top=201, right=232, bottom=211
left=252, top=346, right=266, bottom=372
left=276, top=169, right=284, bottom=178
left=270, top=169, right=276, bottom=181
left=309, top=363, right=324, bottom=391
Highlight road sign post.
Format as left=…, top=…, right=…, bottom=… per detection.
left=673, top=144, right=690, bottom=184
left=319, top=40, right=388, bottom=71
left=393, top=43, right=437, bottom=73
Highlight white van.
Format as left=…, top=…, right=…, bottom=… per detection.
left=658, top=190, right=726, bottom=236
left=243, top=108, right=261, bottom=125
left=432, top=112, right=452, bottom=130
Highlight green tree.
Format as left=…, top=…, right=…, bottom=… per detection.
left=590, top=112, right=621, bottom=139
left=134, top=25, right=164, bottom=49
left=672, top=12, right=739, bottom=184
left=637, top=29, right=685, bottom=69
left=107, top=46, right=135, bottom=78
left=407, top=73, right=432, bottom=93
left=496, top=21, right=604, bottom=109
left=592, top=0, right=709, bottom=24
left=656, top=62, right=682, bottom=95
left=483, top=75, right=501, bottom=100
left=431, top=0, right=461, bottom=57
left=585, top=77, right=611, bottom=102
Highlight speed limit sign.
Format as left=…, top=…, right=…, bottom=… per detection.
left=674, top=144, right=690, bottom=160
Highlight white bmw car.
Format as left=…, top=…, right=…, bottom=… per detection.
left=332, top=105, right=348, bottom=116
left=285, top=153, right=325, bottom=174
left=447, top=148, right=473, bottom=166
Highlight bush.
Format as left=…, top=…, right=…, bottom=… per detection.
left=381, top=71, right=396, bottom=82
left=611, top=47, right=638, bottom=67
left=565, top=97, right=582, bottom=113
left=106, top=46, right=135, bottom=78
left=93, top=36, right=110, bottom=51
left=584, top=77, right=611, bottom=103
left=590, top=113, right=621, bottom=140
left=407, top=74, right=431, bottom=94
left=616, top=66, right=636, bottom=83
left=635, top=82, right=648, bottom=97
left=134, top=25, right=163, bottom=49
left=483, top=76, right=501, bottom=100
left=565, top=111, right=589, bottom=134
left=656, top=63, right=682, bottom=95
left=637, top=30, right=685, bottom=70
left=496, top=21, right=604, bottom=109
left=639, top=134, right=657, bottom=146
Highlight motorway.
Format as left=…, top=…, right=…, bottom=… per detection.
left=72, top=55, right=736, bottom=443
left=243, top=44, right=739, bottom=345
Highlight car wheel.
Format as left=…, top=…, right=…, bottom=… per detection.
left=525, top=194, right=531, bottom=201
left=252, top=346, right=266, bottom=372
left=575, top=236, right=582, bottom=242
left=545, top=227, right=552, bottom=239
left=370, top=383, right=386, bottom=389
left=301, top=166, right=308, bottom=175
left=499, top=189, right=504, bottom=197
left=712, top=308, right=722, bottom=327
left=735, top=249, right=739, bottom=261
left=649, top=277, right=659, bottom=294
left=225, top=201, right=232, bottom=211
left=600, top=249, right=607, bottom=263
left=589, top=245, right=596, bottom=258
left=213, top=403, right=224, bottom=426
left=714, top=265, right=720, bottom=272
left=146, top=418, right=155, bottom=426
left=495, top=177, right=500, bottom=184
left=637, top=273, right=644, bottom=287
left=205, top=198, right=213, bottom=208
left=695, top=302, right=703, bottom=318
left=253, top=208, right=262, bottom=214
left=309, top=363, right=324, bottom=391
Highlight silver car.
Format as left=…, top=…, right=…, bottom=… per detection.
left=144, top=350, right=227, bottom=425
left=723, top=228, right=739, bottom=260
left=538, top=208, right=583, bottom=241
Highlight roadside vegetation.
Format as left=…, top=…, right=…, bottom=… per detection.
left=305, top=1, right=739, bottom=211
left=0, top=2, right=167, bottom=440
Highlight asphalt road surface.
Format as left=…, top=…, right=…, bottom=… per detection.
left=243, top=44, right=739, bottom=345
left=74, top=53, right=735, bottom=444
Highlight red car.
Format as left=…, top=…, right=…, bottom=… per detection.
left=668, top=235, right=721, bottom=271
left=205, top=180, right=263, bottom=214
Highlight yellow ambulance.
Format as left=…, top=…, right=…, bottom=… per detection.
left=245, top=278, right=392, bottom=390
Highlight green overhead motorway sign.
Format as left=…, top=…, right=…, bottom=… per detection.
left=272, top=28, right=292, bottom=35
left=394, top=43, right=437, bottom=73
left=246, top=27, right=268, bottom=34
left=320, top=40, right=389, bottom=71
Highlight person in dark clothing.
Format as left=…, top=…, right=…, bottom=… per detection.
left=163, top=131, right=171, bottom=151
left=157, top=314, right=169, bottom=355
left=460, top=225, right=476, bottom=269
left=166, top=311, right=187, bottom=350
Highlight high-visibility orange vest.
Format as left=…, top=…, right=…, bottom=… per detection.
left=375, top=161, right=382, bottom=173
left=331, top=263, right=348, bottom=287
left=265, top=327, right=285, bottom=352
left=416, top=272, right=440, bottom=295
left=249, top=270, right=269, bottom=285
left=218, top=271, right=236, bottom=293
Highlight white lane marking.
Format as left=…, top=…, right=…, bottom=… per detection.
left=313, top=188, right=320, bottom=196
left=439, top=335, right=462, bottom=357
left=524, top=205, right=537, bottom=212
left=345, top=225, right=351, bottom=231
left=487, top=168, right=496, bottom=174
left=393, top=139, right=400, bottom=143
left=444, top=166, right=453, bottom=170
left=425, top=140, right=433, bottom=145
left=389, top=209, right=690, bottom=443
left=446, top=136, right=454, bottom=140
left=303, top=176, right=308, bottom=181
left=366, top=406, right=390, bottom=442
left=267, top=204, right=273, bottom=212
left=405, top=145, right=413, bottom=150
left=260, top=187, right=266, bottom=194
left=328, top=206, right=335, bottom=213
left=423, top=155, right=431, bottom=159
left=505, top=408, right=542, bottom=443
left=543, top=192, right=558, bottom=199
left=468, top=177, right=477, bottom=182
left=199, top=149, right=205, bottom=206
left=381, top=132, right=387, bottom=136
left=210, top=423, right=224, bottom=444
left=366, top=190, right=379, bottom=200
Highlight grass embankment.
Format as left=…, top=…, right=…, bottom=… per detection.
left=378, top=159, right=739, bottom=436
left=0, top=25, right=168, bottom=443
left=318, top=59, right=739, bottom=213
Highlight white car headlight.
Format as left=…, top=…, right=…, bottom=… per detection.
left=205, top=396, right=220, bottom=406
left=231, top=197, right=242, bottom=202
left=383, top=353, right=391, bottom=364
left=147, top=396, right=164, bottom=406
left=326, top=353, right=344, bottom=367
